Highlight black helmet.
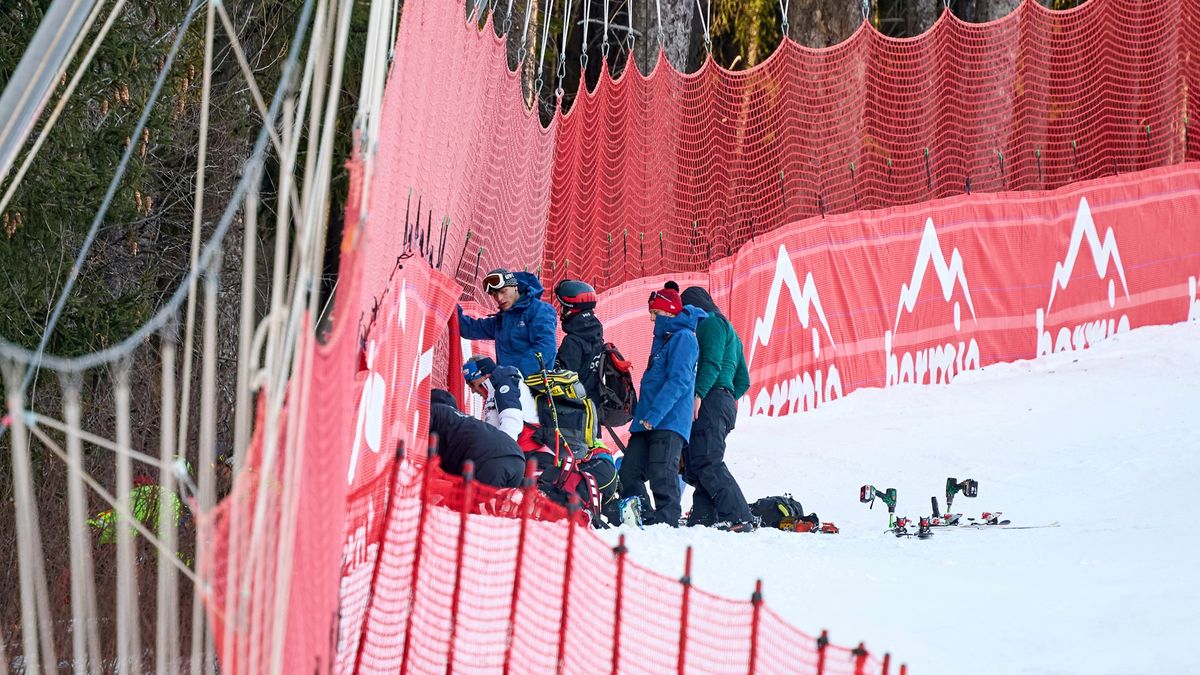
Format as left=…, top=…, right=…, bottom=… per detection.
left=554, top=279, right=597, bottom=316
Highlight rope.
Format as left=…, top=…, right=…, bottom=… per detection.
left=536, top=0, right=555, bottom=97
left=0, top=0, right=118, bottom=221
left=0, top=1, right=96, bottom=188
left=601, top=0, right=609, bottom=58
left=114, top=362, right=141, bottom=674
left=62, top=376, right=103, bottom=672
left=580, top=0, right=589, bottom=71
left=654, top=0, right=664, bottom=49
left=557, top=0, right=573, bottom=97
left=155, top=335, right=181, bottom=674
left=0, top=0, right=316, bottom=374
left=518, top=0, right=534, bottom=63
left=778, top=0, right=790, bottom=37
left=695, top=0, right=711, bottom=52
left=6, top=0, right=206, bottom=404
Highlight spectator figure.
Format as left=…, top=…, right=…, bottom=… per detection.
left=429, top=388, right=526, bottom=488
left=458, top=268, right=558, bottom=378
left=462, top=354, right=539, bottom=441
left=553, top=279, right=605, bottom=416
left=618, top=281, right=707, bottom=526
left=679, top=286, right=756, bottom=531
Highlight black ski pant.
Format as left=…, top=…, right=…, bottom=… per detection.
left=473, top=455, right=525, bottom=489
left=618, top=429, right=685, bottom=527
left=684, top=388, right=753, bottom=526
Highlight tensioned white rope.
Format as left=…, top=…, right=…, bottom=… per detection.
left=556, top=0, right=573, bottom=96
left=654, top=0, right=663, bottom=50
left=0, top=0, right=116, bottom=221
left=695, top=0, right=711, bottom=52
left=601, top=0, right=609, bottom=58
left=536, top=0, right=555, bottom=96
left=580, top=0, right=589, bottom=70
left=518, top=0, right=535, bottom=63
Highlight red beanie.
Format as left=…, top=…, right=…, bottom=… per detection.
left=648, top=281, right=683, bottom=315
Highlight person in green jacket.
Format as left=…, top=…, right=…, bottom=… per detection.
left=679, top=286, right=755, bottom=531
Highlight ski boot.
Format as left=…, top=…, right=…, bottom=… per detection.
left=617, top=496, right=644, bottom=529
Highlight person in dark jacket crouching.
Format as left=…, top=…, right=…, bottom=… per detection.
left=429, top=388, right=526, bottom=488
left=679, top=286, right=755, bottom=531
left=617, top=281, right=707, bottom=526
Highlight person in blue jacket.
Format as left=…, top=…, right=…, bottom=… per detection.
left=458, top=268, right=559, bottom=377
left=617, top=281, right=707, bottom=527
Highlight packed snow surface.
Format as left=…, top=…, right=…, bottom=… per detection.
left=597, top=321, right=1200, bottom=675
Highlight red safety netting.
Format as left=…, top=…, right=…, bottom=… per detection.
left=202, top=0, right=1200, bottom=672
left=542, top=0, right=1200, bottom=296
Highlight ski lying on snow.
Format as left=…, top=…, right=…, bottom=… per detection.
left=943, top=521, right=1060, bottom=531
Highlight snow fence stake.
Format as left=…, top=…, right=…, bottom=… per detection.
left=815, top=630, right=829, bottom=675
left=899, top=663, right=907, bottom=675
left=882, top=652, right=891, bottom=675
left=611, top=534, right=628, bottom=675
left=352, top=441, right=407, bottom=675
left=399, top=437, right=439, bottom=675
left=503, top=459, right=539, bottom=675
left=677, top=545, right=693, bottom=675
left=446, top=460, right=478, bottom=672
left=748, top=579, right=763, bottom=675
left=852, top=641, right=869, bottom=675
left=557, top=493, right=581, bottom=674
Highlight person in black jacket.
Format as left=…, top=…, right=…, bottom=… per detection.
left=428, top=388, right=526, bottom=488
left=553, top=279, right=605, bottom=416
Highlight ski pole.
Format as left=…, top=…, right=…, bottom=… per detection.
left=534, top=351, right=564, bottom=467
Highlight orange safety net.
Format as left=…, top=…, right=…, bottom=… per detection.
left=542, top=0, right=1200, bottom=295
left=201, top=0, right=1200, bottom=672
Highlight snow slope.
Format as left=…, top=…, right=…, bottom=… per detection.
left=597, top=320, right=1200, bottom=675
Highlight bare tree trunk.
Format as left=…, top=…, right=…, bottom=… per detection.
left=977, top=0, right=1022, bottom=22
left=632, top=0, right=696, bottom=72
left=906, top=0, right=942, bottom=36
left=787, top=0, right=863, bottom=48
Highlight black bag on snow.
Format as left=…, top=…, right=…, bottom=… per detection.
left=749, top=494, right=817, bottom=530
left=596, top=342, right=637, bottom=427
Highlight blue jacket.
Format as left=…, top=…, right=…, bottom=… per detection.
left=458, top=272, right=558, bottom=377
left=629, top=306, right=708, bottom=442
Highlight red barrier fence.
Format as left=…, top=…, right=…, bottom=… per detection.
left=346, top=445, right=889, bottom=674
left=542, top=0, right=1200, bottom=297
left=201, top=0, right=1200, bottom=672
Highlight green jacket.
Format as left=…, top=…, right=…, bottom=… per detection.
left=693, top=312, right=751, bottom=400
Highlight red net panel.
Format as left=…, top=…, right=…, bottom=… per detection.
left=204, top=0, right=1200, bottom=673
left=542, top=0, right=1200, bottom=296
left=362, top=0, right=555, bottom=312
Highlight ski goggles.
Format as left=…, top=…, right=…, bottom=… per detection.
left=481, top=270, right=517, bottom=293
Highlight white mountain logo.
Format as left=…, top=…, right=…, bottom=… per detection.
left=348, top=340, right=386, bottom=484
left=1036, top=198, right=1130, bottom=355
left=745, top=244, right=842, bottom=416
left=886, top=218, right=981, bottom=385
